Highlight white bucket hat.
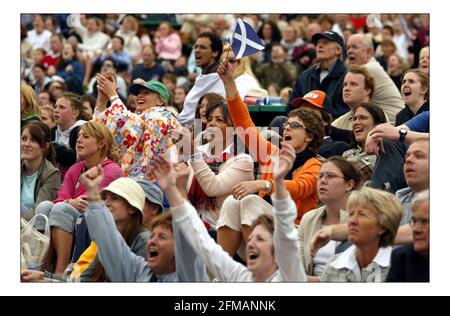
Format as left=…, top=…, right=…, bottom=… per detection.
left=101, top=178, right=145, bottom=214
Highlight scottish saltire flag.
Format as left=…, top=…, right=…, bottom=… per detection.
left=231, top=19, right=265, bottom=59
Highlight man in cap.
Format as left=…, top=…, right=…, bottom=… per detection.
left=289, top=31, right=348, bottom=120
left=291, top=90, right=350, bottom=157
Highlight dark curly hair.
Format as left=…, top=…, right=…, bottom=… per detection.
left=288, top=108, right=325, bottom=153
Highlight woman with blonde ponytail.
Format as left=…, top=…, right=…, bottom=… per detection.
left=35, top=121, right=123, bottom=276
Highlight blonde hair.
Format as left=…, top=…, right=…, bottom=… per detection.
left=222, top=45, right=260, bottom=85
left=347, top=187, right=403, bottom=247
left=122, top=15, right=139, bottom=32
left=21, top=83, right=41, bottom=118
left=150, top=211, right=173, bottom=232
left=419, top=46, right=429, bottom=60
left=388, top=53, right=409, bottom=76
left=40, top=105, right=55, bottom=123
left=80, top=121, right=120, bottom=163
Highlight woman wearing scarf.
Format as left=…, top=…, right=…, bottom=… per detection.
left=216, top=58, right=324, bottom=259
left=181, top=100, right=254, bottom=232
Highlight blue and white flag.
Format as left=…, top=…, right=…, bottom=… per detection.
left=231, top=19, right=265, bottom=59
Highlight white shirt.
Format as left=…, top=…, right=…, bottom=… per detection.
left=55, top=120, right=86, bottom=147
left=196, top=142, right=233, bottom=159
left=329, top=245, right=392, bottom=282
left=313, top=226, right=337, bottom=276
left=178, top=73, right=225, bottom=127
left=235, top=74, right=261, bottom=99
left=27, top=29, right=52, bottom=51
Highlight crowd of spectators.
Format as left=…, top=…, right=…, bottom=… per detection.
left=20, top=13, right=429, bottom=283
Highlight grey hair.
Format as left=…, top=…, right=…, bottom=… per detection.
left=411, top=190, right=429, bottom=212
left=362, top=35, right=374, bottom=52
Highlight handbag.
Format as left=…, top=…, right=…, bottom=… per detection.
left=21, top=214, right=50, bottom=270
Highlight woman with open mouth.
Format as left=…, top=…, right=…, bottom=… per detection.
left=395, top=69, right=429, bottom=126
left=95, top=73, right=182, bottom=181
left=153, top=143, right=307, bottom=282
left=342, top=102, right=387, bottom=184
left=215, top=57, right=324, bottom=262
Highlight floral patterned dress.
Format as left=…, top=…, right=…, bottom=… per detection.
left=95, top=100, right=182, bottom=181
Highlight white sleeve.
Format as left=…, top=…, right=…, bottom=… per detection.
left=272, top=196, right=307, bottom=281
left=178, top=73, right=225, bottom=127
left=171, top=200, right=252, bottom=281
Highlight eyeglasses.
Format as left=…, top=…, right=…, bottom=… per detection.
left=409, top=218, right=429, bottom=227
left=349, top=114, right=370, bottom=122
left=103, top=63, right=114, bottom=68
left=316, top=172, right=345, bottom=181
left=283, top=121, right=305, bottom=130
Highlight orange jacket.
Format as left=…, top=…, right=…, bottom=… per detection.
left=227, top=94, right=320, bottom=223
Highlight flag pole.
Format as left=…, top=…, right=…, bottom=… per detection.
left=224, top=21, right=237, bottom=63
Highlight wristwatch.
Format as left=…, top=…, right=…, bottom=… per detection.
left=264, top=181, right=272, bottom=193
left=399, top=128, right=408, bottom=142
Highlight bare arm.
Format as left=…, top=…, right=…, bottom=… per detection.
left=310, top=224, right=348, bottom=257
left=394, top=224, right=413, bottom=244
left=152, top=156, right=185, bottom=208
left=366, top=123, right=429, bottom=155
left=95, top=73, right=119, bottom=113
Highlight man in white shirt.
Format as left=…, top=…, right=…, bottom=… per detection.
left=178, top=32, right=225, bottom=127
left=27, top=15, right=52, bottom=51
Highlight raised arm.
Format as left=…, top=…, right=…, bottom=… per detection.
left=153, top=156, right=250, bottom=281
left=271, top=143, right=307, bottom=281
left=95, top=73, right=119, bottom=113
left=217, top=58, right=277, bottom=165
left=81, top=165, right=151, bottom=282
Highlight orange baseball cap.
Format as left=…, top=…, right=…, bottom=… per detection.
left=290, top=90, right=328, bottom=112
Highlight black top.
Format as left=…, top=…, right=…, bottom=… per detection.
left=386, top=243, right=429, bottom=282
left=51, top=125, right=81, bottom=151
left=395, top=101, right=430, bottom=126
